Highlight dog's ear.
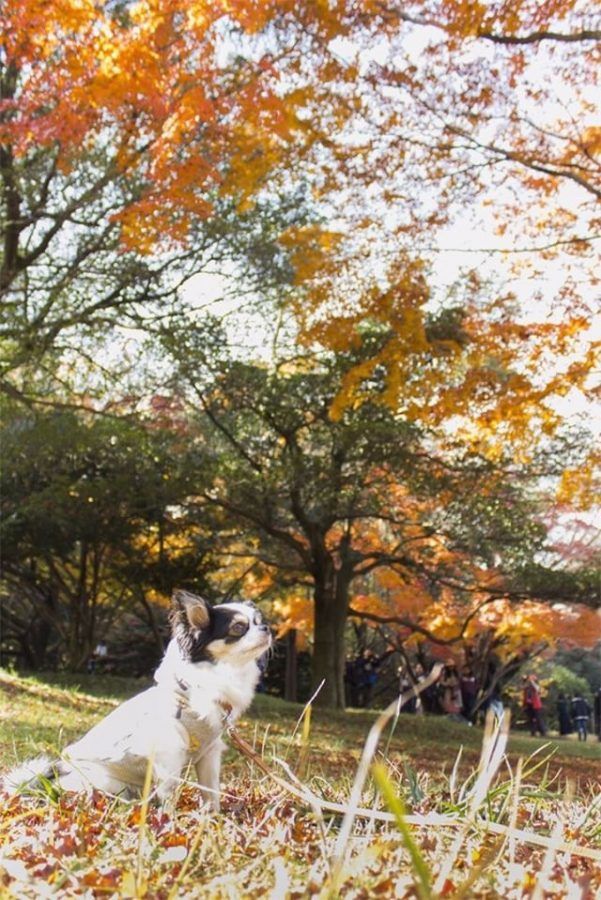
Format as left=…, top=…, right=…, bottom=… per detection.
left=172, top=590, right=211, bottom=632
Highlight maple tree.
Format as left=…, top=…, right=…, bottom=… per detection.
left=1, top=0, right=598, bottom=702
left=349, top=571, right=601, bottom=711
left=2, top=2, right=596, bottom=405
left=0, top=0, right=333, bottom=392
left=281, top=1, right=599, bottom=321
left=253, top=3, right=598, bottom=456
left=274, top=467, right=601, bottom=709
left=156, top=320, right=597, bottom=707
left=0, top=341, right=596, bottom=695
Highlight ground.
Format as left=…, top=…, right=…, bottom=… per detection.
left=0, top=670, right=600, bottom=897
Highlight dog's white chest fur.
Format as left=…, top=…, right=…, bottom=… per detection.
left=160, top=644, right=260, bottom=764
left=155, top=639, right=260, bottom=727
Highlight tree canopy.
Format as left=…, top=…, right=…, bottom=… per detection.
left=0, top=402, right=214, bottom=668
left=1, top=0, right=598, bottom=703
left=157, top=329, right=600, bottom=705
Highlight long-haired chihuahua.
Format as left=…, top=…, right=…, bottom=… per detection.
left=2, top=591, right=271, bottom=811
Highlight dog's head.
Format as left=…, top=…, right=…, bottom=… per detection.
left=170, top=590, right=272, bottom=665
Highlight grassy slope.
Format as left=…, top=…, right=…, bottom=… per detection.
left=1, top=670, right=599, bottom=783
left=1, top=670, right=600, bottom=898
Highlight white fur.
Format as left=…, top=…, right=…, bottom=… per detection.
left=2, top=600, right=270, bottom=811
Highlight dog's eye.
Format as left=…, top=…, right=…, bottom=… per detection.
left=229, top=621, right=248, bottom=637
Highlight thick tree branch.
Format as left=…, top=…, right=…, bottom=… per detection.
left=348, top=595, right=500, bottom=645
left=198, top=492, right=312, bottom=567
left=477, top=29, right=601, bottom=46
left=372, top=5, right=600, bottom=46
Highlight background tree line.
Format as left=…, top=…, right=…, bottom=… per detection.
left=2, top=322, right=599, bottom=706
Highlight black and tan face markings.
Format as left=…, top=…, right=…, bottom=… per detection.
left=222, top=611, right=250, bottom=643
left=215, top=605, right=265, bottom=642
left=171, top=594, right=265, bottom=662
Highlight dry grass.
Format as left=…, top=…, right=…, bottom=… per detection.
left=0, top=670, right=600, bottom=898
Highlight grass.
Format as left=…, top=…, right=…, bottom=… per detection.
left=1, top=669, right=600, bottom=898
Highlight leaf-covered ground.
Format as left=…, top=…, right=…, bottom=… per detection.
left=1, top=670, right=600, bottom=898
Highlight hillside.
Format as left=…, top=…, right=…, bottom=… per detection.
left=0, top=670, right=599, bottom=897
left=1, top=670, right=599, bottom=784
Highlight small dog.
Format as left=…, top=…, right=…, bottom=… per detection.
left=2, top=591, right=271, bottom=811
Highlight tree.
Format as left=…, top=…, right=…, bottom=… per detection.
left=272, top=1, right=599, bottom=455
left=2, top=0, right=597, bottom=694
left=160, top=321, right=590, bottom=707
left=281, top=0, right=599, bottom=307
left=551, top=644, right=601, bottom=694
left=4, top=1, right=595, bottom=413
left=0, top=402, right=211, bottom=669
left=0, top=0, right=342, bottom=392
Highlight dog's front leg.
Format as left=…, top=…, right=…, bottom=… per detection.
left=195, top=743, right=222, bottom=812
left=153, top=748, right=188, bottom=809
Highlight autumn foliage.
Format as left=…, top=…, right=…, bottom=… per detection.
left=1, top=1, right=599, bottom=701
left=1, top=6, right=600, bottom=896
left=273, top=478, right=601, bottom=670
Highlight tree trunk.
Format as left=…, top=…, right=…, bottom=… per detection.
left=137, top=590, right=168, bottom=657
left=312, top=576, right=350, bottom=709
left=285, top=628, right=298, bottom=702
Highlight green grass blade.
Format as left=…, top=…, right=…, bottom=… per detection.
left=372, top=762, right=433, bottom=900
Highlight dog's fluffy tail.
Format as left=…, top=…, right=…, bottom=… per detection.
left=1, top=755, right=61, bottom=795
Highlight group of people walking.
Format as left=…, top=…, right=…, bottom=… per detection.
left=348, top=651, right=597, bottom=741
left=557, top=691, right=593, bottom=741
left=432, top=664, right=488, bottom=721
left=521, top=674, right=595, bottom=740
left=398, top=663, right=493, bottom=722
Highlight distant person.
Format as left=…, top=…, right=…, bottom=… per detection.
left=595, top=689, right=601, bottom=742
left=556, top=693, right=572, bottom=736
left=398, top=668, right=417, bottom=713
left=460, top=665, right=478, bottom=722
left=357, top=649, right=379, bottom=708
left=345, top=656, right=360, bottom=707
left=415, top=662, right=438, bottom=713
left=522, top=674, right=547, bottom=736
left=439, top=665, right=462, bottom=716
left=570, top=693, right=591, bottom=742
left=87, top=640, right=108, bottom=674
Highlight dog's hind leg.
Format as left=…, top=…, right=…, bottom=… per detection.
left=56, top=761, right=132, bottom=797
